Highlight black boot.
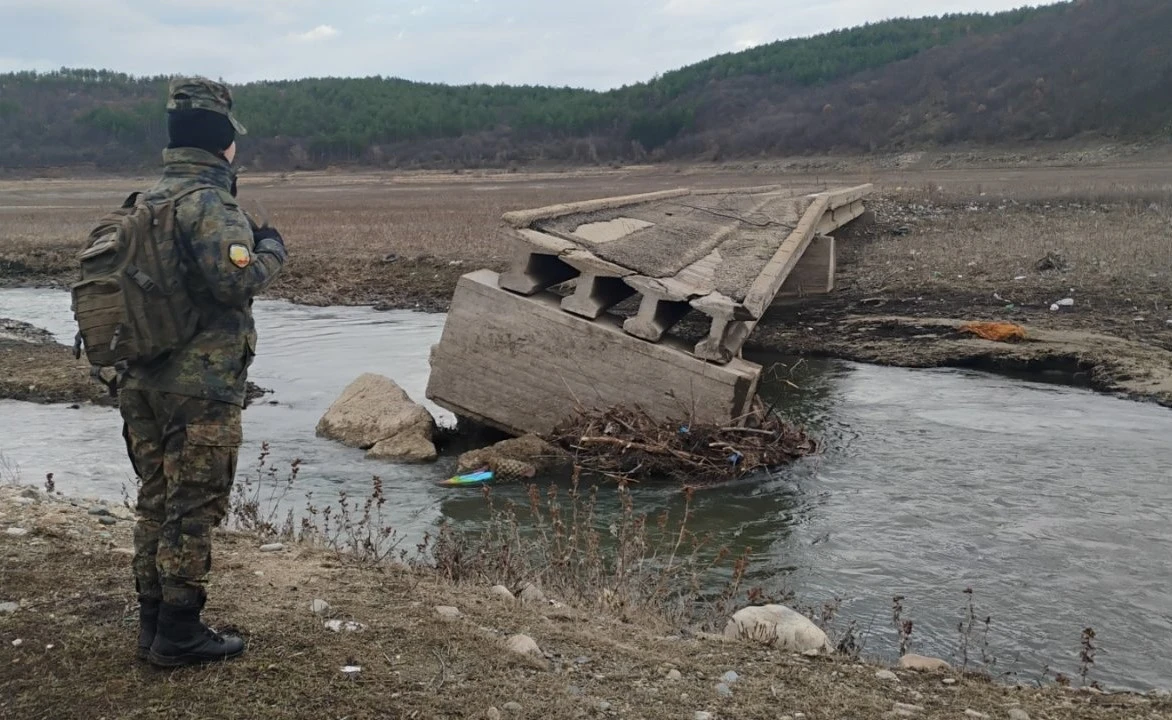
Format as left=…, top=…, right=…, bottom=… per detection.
left=137, top=597, right=160, bottom=661
left=148, top=601, right=245, bottom=668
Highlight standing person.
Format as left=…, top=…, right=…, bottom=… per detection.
left=117, top=76, right=287, bottom=667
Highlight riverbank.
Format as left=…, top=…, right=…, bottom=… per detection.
left=2, top=483, right=1168, bottom=720
left=2, top=162, right=1169, bottom=408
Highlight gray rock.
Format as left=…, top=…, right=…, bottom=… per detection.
left=87, top=506, right=111, bottom=517
left=695, top=713, right=713, bottom=720
left=518, top=583, right=545, bottom=604
left=310, top=599, right=331, bottom=615
left=504, top=634, right=541, bottom=657
left=0, top=602, right=19, bottom=615
left=715, top=683, right=733, bottom=698
left=964, top=712, right=989, bottom=720
left=1008, top=710, right=1031, bottom=720
left=315, top=373, right=437, bottom=462
left=893, top=703, right=924, bottom=716
left=487, top=709, right=502, bottom=720
left=724, top=604, right=832, bottom=654
left=435, top=605, right=462, bottom=620
left=876, top=669, right=899, bottom=682
left=98, top=516, right=117, bottom=526
left=574, top=656, right=590, bottom=665
left=20, top=488, right=39, bottom=500
left=597, top=701, right=612, bottom=712
left=324, top=619, right=365, bottom=633
left=490, top=585, right=516, bottom=602
left=503, top=702, right=523, bottom=714
left=259, top=543, right=285, bottom=553
left=666, top=669, right=683, bottom=681
left=5, top=528, right=28, bottom=537
left=721, top=670, right=740, bottom=684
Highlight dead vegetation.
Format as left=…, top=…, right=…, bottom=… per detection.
left=548, top=401, right=818, bottom=486
left=2, top=483, right=1170, bottom=720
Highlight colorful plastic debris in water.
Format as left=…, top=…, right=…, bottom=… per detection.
left=441, top=470, right=495, bottom=487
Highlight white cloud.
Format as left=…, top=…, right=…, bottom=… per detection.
left=0, top=0, right=1061, bottom=89
left=291, top=24, right=339, bottom=42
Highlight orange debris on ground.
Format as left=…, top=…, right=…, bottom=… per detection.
left=959, top=321, right=1028, bottom=342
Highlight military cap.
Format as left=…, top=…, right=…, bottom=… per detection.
left=167, top=76, right=247, bottom=135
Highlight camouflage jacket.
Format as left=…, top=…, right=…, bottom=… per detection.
left=120, top=148, right=287, bottom=406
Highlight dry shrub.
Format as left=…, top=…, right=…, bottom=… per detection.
left=420, top=472, right=763, bottom=631
left=547, top=401, right=819, bottom=486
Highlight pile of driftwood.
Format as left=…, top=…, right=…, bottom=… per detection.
left=547, top=400, right=818, bottom=486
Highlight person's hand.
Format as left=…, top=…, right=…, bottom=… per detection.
left=253, top=226, right=284, bottom=248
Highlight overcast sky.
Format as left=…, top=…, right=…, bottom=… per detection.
left=1, top=0, right=1048, bottom=90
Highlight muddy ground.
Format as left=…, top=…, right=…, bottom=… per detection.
left=1, top=153, right=1170, bottom=407
left=3, top=484, right=1169, bottom=720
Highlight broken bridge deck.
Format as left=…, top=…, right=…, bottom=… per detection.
left=426, top=182, right=872, bottom=437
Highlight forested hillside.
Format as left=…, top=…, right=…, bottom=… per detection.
left=1, top=0, right=1168, bottom=171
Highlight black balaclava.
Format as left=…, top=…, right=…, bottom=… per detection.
left=167, top=108, right=236, bottom=157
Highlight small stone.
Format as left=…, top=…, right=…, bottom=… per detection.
left=695, top=713, right=713, bottom=720
left=20, top=488, right=39, bottom=500
left=598, top=701, right=612, bottom=712
left=893, top=703, right=923, bottom=715
left=340, top=665, right=362, bottom=680
left=518, top=583, right=545, bottom=603
left=5, top=528, right=29, bottom=537
left=490, top=585, right=515, bottom=601
left=504, top=634, right=541, bottom=657
left=503, top=702, right=523, bottom=714
left=899, top=654, right=952, bottom=672
left=254, top=571, right=265, bottom=577
left=98, top=516, right=117, bottom=526
left=11, top=639, right=22, bottom=647
left=324, top=619, right=365, bottom=633
left=964, top=712, right=989, bottom=720
left=721, top=670, right=740, bottom=684
left=1008, top=710, right=1031, bottom=720
left=942, top=678, right=957, bottom=686
left=574, top=656, right=590, bottom=665
left=45, top=644, right=54, bottom=650
left=87, top=506, right=111, bottom=517
left=876, top=669, right=899, bottom=682
left=715, top=683, right=733, bottom=697
left=259, top=543, right=284, bottom=553
left=667, top=669, right=683, bottom=681
left=435, top=605, right=462, bottom=620
left=0, top=602, right=19, bottom=614
left=112, top=548, right=135, bottom=557
left=487, top=709, right=502, bottom=720
left=310, top=599, right=331, bottom=615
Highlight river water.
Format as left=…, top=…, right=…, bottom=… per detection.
left=1, top=288, right=1169, bottom=693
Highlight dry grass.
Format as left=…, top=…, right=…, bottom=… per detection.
left=3, top=485, right=1168, bottom=720
left=847, top=190, right=1172, bottom=306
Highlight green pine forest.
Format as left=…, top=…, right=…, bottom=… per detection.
left=1, top=0, right=1170, bottom=170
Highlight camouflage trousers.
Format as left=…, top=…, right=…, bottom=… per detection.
left=119, top=389, right=242, bottom=608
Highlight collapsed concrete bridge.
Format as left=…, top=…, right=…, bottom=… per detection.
left=425, top=182, right=872, bottom=436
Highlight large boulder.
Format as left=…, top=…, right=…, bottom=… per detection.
left=723, top=604, right=833, bottom=655
left=457, top=434, right=570, bottom=481
left=316, top=374, right=437, bottom=463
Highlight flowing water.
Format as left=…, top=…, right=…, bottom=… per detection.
left=1, top=288, right=1170, bottom=693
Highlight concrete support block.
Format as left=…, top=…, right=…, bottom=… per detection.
left=426, top=270, right=761, bottom=437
